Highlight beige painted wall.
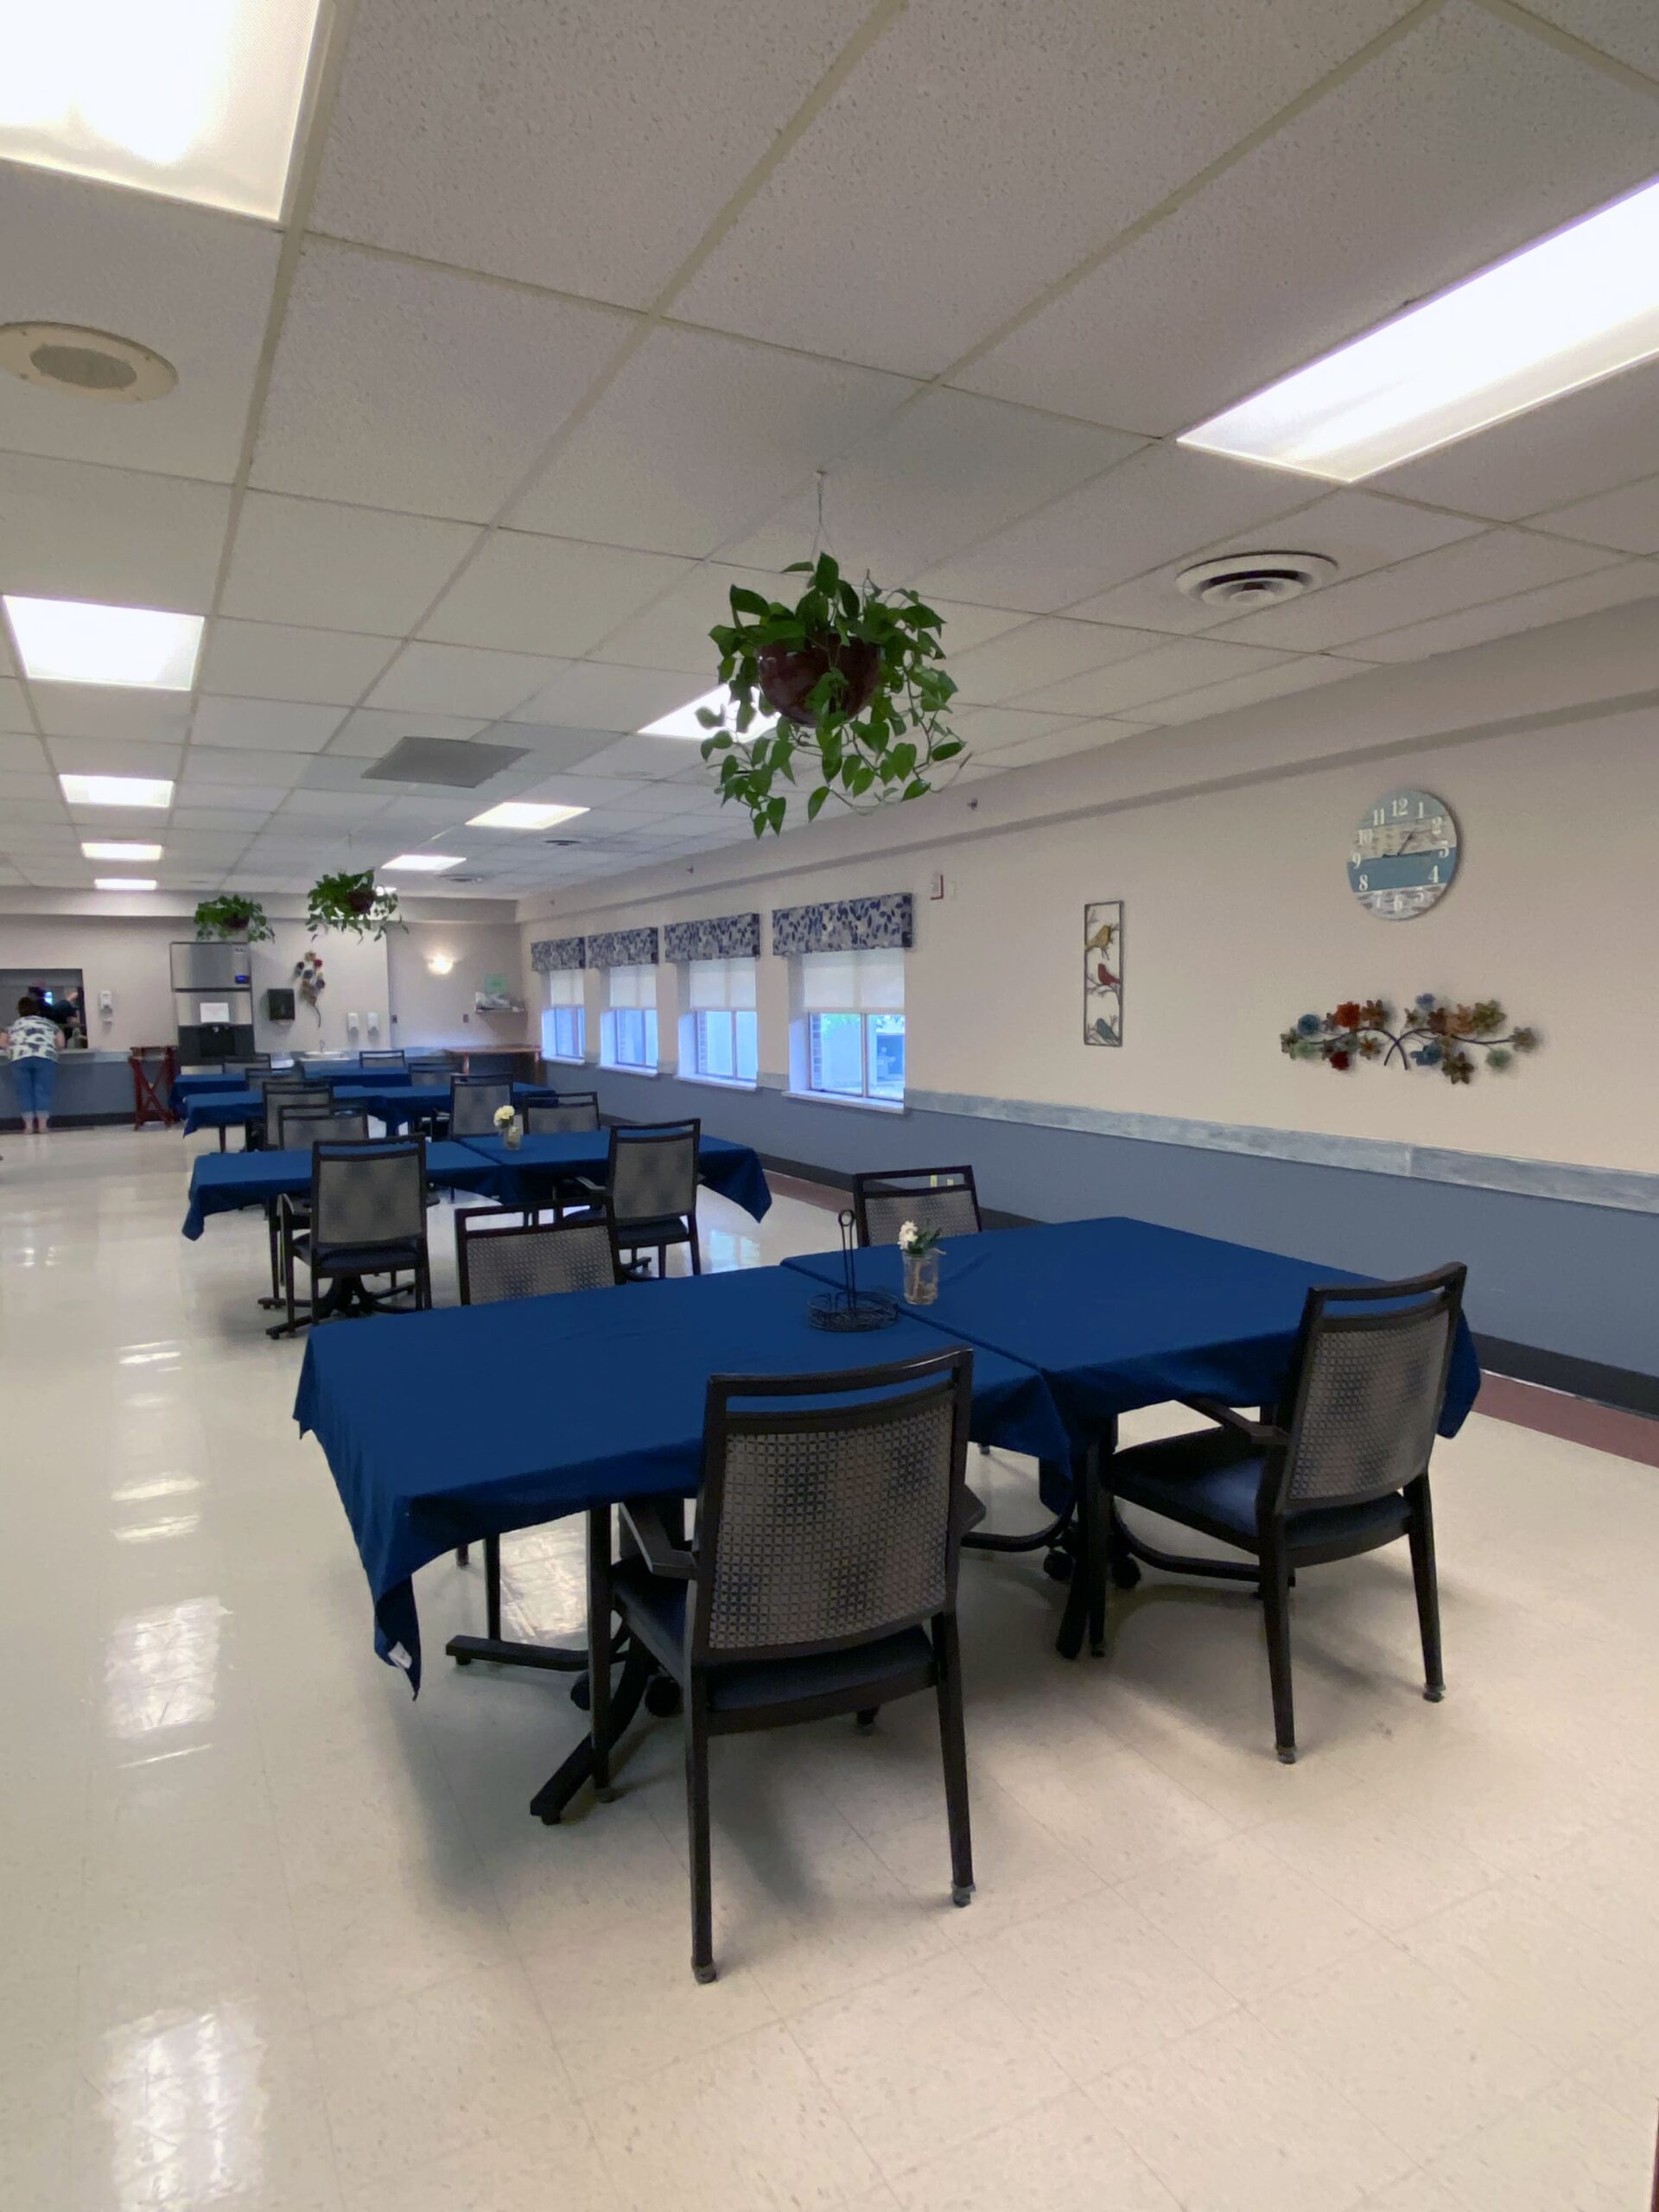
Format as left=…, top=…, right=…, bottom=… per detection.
left=387, top=919, right=528, bottom=1051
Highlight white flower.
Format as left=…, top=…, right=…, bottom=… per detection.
left=898, top=1219, right=919, bottom=1251
left=493, top=1103, right=517, bottom=1128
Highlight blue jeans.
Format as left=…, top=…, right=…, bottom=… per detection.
left=13, top=1056, right=56, bottom=1117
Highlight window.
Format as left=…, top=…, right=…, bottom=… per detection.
left=601, top=963, right=658, bottom=1071
left=540, top=969, right=585, bottom=1062
left=798, top=949, right=905, bottom=1104
left=687, top=957, right=758, bottom=1084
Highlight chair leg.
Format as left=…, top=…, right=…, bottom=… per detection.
left=684, top=1681, right=715, bottom=1982
left=933, top=1615, right=974, bottom=1904
left=484, top=1533, right=502, bottom=1642
left=1261, top=1542, right=1296, bottom=1763
left=586, top=1509, right=614, bottom=1801
left=688, top=1219, right=702, bottom=1275
left=1407, top=1478, right=1445, bottom=1701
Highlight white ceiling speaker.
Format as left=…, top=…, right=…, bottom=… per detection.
left=1175, top=551, right=1338, bottom=610
left=0, top=322, right=177, bottom=402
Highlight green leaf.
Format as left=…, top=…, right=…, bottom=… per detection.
left=806, top=785, right=830, bottom=820
left=728, top=586, right=771, bottom=617
left=813, top=552, right=840, bottom=594
left=931, top=738, right=963, bottom=760
left=903, top=778, right=930, bottom=799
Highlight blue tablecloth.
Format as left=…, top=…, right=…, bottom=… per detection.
left=784, top=1217, right=1481, bottom=1449
left=171, top=1071, right=261, bottom=1113
left=294, top=1264, right=1069, bottom=1688
left=457, top=1131, right=772, bottom=1222
left=182, top=1141, right=502, bottom=1238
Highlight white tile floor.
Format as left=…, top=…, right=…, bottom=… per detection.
left=3, top=1124, right=1656, bottom=2212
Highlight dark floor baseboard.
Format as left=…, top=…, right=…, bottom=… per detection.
left=1473, top=1334, right=1659, bottom=1420
left=0, top=1111, right=141, bottom=1133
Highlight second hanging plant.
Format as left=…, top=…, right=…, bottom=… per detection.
left=307, top=869, right=402, bottom=940
left=697, top=553, right=963, bottom=836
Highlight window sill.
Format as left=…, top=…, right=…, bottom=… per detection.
left=678, top=1072, right=759, bottom=1094
left=543, top=1054, right=589, bottom=1067
left=600, top=1061, right=660, bottom=1078
left=785, top=1089, right=906, bottom=1116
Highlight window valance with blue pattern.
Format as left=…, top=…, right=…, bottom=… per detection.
left=771, top=893, right=913, bottom=957
left=663, top=912, right=761, bottom=963
left=530, top=936, right=586, bottom=973
left=586, top=926, right=659, bottom=969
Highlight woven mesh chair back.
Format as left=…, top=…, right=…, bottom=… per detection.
left=1282, top=1271, right=1464, bottom=1508
left=311, top=1143, right=425, bottom=1252
left=457, top=1213, right=617, bottom=1304
left=449, top=1080, right=514, bottom=1135
left=609, top=1122, right=697, bottom=1224
left=264, top=1084, right=332, bottom=1146
left=524, top=1096, right=600, bottom=1135
left=855, top=1169, right=982, bottom=1247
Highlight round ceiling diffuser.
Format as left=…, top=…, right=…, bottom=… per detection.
left=1175, top=550, right=1338, bottom=611
left=0, top=323, right=177, bottom=403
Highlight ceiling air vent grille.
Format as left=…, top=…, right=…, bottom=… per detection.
left=362, top=736, right=529, bottom=788
left=1175, top=551, right=1338, bottom=610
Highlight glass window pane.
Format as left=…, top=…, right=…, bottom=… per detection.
left=735, top=1009, right=758, bottom=1082
left=869, top=1014, right=906, bottom=1100
left=810, top=1011, right=865, bottom=1096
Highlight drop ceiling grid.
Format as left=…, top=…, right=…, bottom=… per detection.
left=3, top=0, right=1659, bottom=890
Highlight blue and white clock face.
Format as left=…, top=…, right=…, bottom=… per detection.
left=1349, top=788, right=1459, bottom=920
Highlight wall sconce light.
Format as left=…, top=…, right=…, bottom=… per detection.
left=427, top=953, right=454, bottom=976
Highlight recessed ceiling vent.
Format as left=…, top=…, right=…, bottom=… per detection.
left=1175, top=550, right=1338, bottom=610
left=0, top=322, right=178, bottom=402
left=362, top=736, right=528, bottom=788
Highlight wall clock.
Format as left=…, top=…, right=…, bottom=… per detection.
left=1348, top=788, right=1459, bottom=919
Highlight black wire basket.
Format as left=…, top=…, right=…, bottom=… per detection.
left=804, top=1208, right=900, bottom=1332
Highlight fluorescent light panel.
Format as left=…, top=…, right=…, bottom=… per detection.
left=6, top=595, right=202, bottom=690
left=1181, top=175, right=1659, bottom=482
left=94, top=877, right=156, bottom=890
left=60, top=772, right=174, bottom=809
left=467, top=801, right=589, bottom=830
left=0, top=0, right=324, bottom=219
left=381, top=853, right=463, bottom=873
left=82, top=840, right=162, bottom=861
left=639, top=684, right=779, bottom=740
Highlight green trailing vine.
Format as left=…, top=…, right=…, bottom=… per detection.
left=306, top=869, right=401, bottom=940
left=697, top=553, right=963, bottom=836
left=194, top=893, right=273, bottom=944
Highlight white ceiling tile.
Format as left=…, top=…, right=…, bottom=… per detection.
left=365, top=643, right=569, bottom=718
left=918, top=442, right=1312, bottom=612
left=486, top=722, right=620, bottom=772
left=312, top=0, right=876, bottom=306
left=1135, top=652, right=1365, bottom=726
left=278, top=790, right=395, bottom=821
left=220, top=493, right=480, bottom=636
left=1, top=805, right=73, bottom=830
left=250, top=242, right=632, bottom=520
left=26, top=687, right=192, bottom=742
left=952, top=705, right=1129, bottom=752
left=957, top=3, right=1659, bottom=436
left=1207, top=530, right=1616, bottom=651
left=326, top=707, right=490, bottom=758
left=1373, top=355, right=1659, bottom=520
left=0, top=168, right=279, bottom=481
left=723, top=391, right=1143, bottom=582
left=189, top=700, right=345, bottom=753
left=976, top=717, right=1141, bottom=768
left=47, top=734, right=182, bottom=778
left=178, top=784, right=296, bottom=812
left=594, top=564, right=791, bottom=672
left=1064, top=491, right=1485, bottom=634
left=181, top=748, right=309, bottom=791
left=1014, top=636, right=1295, bottom=715
left=675, top=0, right=1421, bottom=375
left=0, top=453, right=231, bottom=610
left=570, top=735, right=709, bottom=781
left=948, top=618, right=1162, bottom=704
left=1340, top=560, right=1659, bottom=664
left=1530, top=474, right=1659, bottom=556
left=0, top=769, right=58, bottom=801
left=201, top=621, right=393, bottom=706
left=509, top=326, right=914, bottom=556
left=927, top=602, right=1033, bottom=655
left=510, top=771, right=705, bottom=814
left=0, top=733, right=48, bottom=771
left=0, top=676, right=29, bottom=730
left=1518, top=0, right=1659, bottom=73
left=420, top=533, right=693, bottom=657
left=508, top=664, right=710, bottom=734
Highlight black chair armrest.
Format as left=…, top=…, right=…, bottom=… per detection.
left=621, top=1498, right=696, bottom=1580
left=277, top=1192, right=308, bottom=1226
left=1181, top=1397, right=1287, bottom=1449
left=954, top=1485, right=987, bottom=1537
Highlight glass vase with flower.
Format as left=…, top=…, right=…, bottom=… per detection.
left=897, top=1218, right=943, bottom=1304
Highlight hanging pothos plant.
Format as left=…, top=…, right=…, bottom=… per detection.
left=697, top=554, right=963, bottom=836
left=307, top=869, right=401, bottom=940
left=194, top=893, right=274, bottom=943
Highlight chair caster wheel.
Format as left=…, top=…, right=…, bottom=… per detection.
left=539, top=1811, right=560, bottom=1826
left=1275, top=1745, right=1297, bottom=1764
left=693, top=1961, right=717, bottom=1984
left=569, top=1676, right=591, bottom=1711
left=1109, top=1556, right=1141, bottom=1592
left=594, top=1784, right=616, bottom=1803
left=454, top=1653, right=471, bottom=1667
left=951, top=1885, right=974, bottom=1907
left=1424, top=1683, right=1446, bottom=1702
left=645, top=1677, right=683, bottom=1718
left=1041, top=1550, right=1073, bottom=1583
left=855, top=1709, right=879, bottom=1733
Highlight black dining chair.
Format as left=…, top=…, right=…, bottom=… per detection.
left=568, top=1119, right=702, bottom=1277
left=278, top=1106, right=370, bottom=1148
left=448, top=1078, right=514, bottom=1136
left=524, top=1095, right=600, bottom=1134
left=276, top=1137, right=432, bottom=1334
left=1093, top=1262, right=1469, bottom=1764
left=852, top=1166, right=983, bottom=1247
left=260, top=1080, right=331, bottom=1149
left=359, top=1049, right=406, bottom=1068
left=594, top=1346, right=979, bottom=1983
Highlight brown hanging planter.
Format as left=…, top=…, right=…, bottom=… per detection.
left=758, top=634, right=880, bottom=728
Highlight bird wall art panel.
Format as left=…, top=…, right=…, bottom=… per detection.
left=1084, top=900, right=1122, bottom=1047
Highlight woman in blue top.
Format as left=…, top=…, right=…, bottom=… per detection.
left=8, top=995, right=62, bottom=1132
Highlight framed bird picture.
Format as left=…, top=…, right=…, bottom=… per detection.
left=1084, top=900, right=1122, bottom=1046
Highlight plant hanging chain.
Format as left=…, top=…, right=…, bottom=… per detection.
left=697, top=534, right=964, bottom=836
left=1281, top=995, right=1539, bottom=1084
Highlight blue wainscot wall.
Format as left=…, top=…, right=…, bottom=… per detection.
left=572, top=1063, right=1659, bottom=1411
left=0, top=1049, right=136, bottom=1128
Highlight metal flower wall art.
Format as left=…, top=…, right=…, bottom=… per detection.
left=1281, top=995, right=1539, bottom=1085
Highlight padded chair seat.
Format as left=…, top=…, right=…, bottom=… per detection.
left=1109, top=1425, right=1411, bottom=1553
left=564, top=1206, right=690, bottom=1244
left=293, top=1237, right=423, bottom=1274
left=612, top=1559, right=935, bottom=1715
